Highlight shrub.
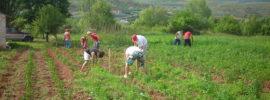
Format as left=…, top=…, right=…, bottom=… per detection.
left=167, top=11, right=208, bottom=34
left=214, top=16, right=242, bottom=35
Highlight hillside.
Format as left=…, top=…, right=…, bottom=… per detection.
left=68, top=0, right=270, bottom=20
left=215, top=0, right=270, bottom=2
left=209, top=1, right=270, bottom=18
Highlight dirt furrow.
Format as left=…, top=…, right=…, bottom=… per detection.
left=32, top=50, right=58, bottom=99
left=47, top=48, right=90, bottom=100
left=58, top=48, right=81, bottom=69
left=47, top=48, right=73, bottom=83
left=0, top=49, right=28, bottom=99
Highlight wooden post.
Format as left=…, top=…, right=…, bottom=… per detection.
left=109, top=48, right=111, bottom=72
left=124, top=49, right=126, bottom=73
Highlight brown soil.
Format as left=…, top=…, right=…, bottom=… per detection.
left=47, top=48, right=73, bottom=83
left=0, top=49, right=28, bottom=99
left=140, top=85, right=167, bottom=100
left=57, top=48, right=81, bottom=69
left=47, top=48, right=90, bottom=99
left=211, top=71, right=225, bottom=83
left=32, top=50, right=58, bottom=99
left=263, top=80, right=270, bottom=93
left=211, top=75, right=225, bottom=83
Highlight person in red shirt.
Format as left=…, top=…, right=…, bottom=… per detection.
left=183, top=31, right=192, bottom=47
left=63, top=28, right=71, bottom=48
left=87, top=31, right=100, bottom=49
left=80, top=36, right=88, bottom=50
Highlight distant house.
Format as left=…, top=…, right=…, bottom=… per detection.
left=0, top=12, right=6, bottom=48
left=111, top=10, right=122, bottom=15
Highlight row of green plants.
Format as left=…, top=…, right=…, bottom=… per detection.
left=109, top=49, right=226, bottom=99
left=42, top=49, right=72, bottom=99
left=54, top=48, right=78, bottom=71
left=22, top=49, right=35, bottom=99
left=60, top=48, right=151, bottom=99
left=145, top=35, right=270, bottom=99
left=69, top=33, right=270, bottom=99
left=0, top=49, right=16, bottom=73
left=64, top=33, right=229, bottom=99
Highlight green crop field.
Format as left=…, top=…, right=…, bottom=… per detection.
left=1, top=33, right=269, bottom=99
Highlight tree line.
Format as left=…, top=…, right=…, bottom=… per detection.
left=133, top=0, right=270, bottom=35
left=1, top=0, right=269, bottom=39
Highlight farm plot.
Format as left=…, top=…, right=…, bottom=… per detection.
left=0, top=34, right=269, bottom=100
left=0, top=49, right=28, bottom=99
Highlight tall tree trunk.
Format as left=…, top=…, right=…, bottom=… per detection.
left=46, top=32, right=49, bottom=42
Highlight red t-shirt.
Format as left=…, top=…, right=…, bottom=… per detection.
left=88, top=33, right=99, bottom=41
left=184, top=32, right=192, bottom=39
left=80, top=36, right=88, bottom=49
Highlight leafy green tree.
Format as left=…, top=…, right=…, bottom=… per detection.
left=17, top=0, right=70, bottom=23
left=242, top=15, right=260, bottom=35
left=32, top=5, right=66, bottom=42
left=0, top=0, right=19, bottom=17
left=167, top=11, right=207, bottom=33
left=79, top=0, right=116, bottom=31
left=259, top=17, right=270, bottom=35
left=185, top=0, right=212, bottom=18
left=214, top=16, right=241, bottom=35
left=134, top=6, right=168, bottom=27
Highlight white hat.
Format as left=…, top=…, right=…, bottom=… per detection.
left=86, top=31, right=92, bottom=34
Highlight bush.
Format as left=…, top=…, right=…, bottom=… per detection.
left=259, top=17, right=270, bottom=35
left=214, top=16, right=242, bottom=35
left=134, top=6, right=169, bottom=27
left=167, top=11, right=208, bottom=34
left=242, top=15, right=260, bottom=36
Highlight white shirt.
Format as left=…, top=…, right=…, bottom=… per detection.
left=136, top=35, right=147, bottom=48
left=125, top=46, right=141, bottom=56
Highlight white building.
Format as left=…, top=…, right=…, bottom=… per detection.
left=0, top=12, right=6, bottom=48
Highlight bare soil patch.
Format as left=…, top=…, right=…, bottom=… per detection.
left=0, top=49, right=28, bottom=99
left=263, top=80, right=270, bottom=93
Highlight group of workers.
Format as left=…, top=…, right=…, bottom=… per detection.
left=63, top=29, right=192, bottom=78
left=63, top=29, right=148, bottom=78
left=174, top=30, right=193, bottom=47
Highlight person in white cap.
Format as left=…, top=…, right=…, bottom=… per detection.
left=87, top=31, right=100, bottom=49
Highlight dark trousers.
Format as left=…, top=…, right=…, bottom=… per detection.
left=174, top=39, right=181, bottom=45
left=184, top=39, right=191, bottom=47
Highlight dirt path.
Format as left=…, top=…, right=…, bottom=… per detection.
left=32, top=50, right=58, bottom=99
left=0, top=49, right=28, bottom=99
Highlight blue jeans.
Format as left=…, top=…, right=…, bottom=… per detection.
left=65, top=40, right=71, bottom=48
left=184, top=39, right=191, bottom=47
left=174, top=39, right=181, bottom=45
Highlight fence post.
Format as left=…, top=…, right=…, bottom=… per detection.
left=109, top=48, right=111, bottom=72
